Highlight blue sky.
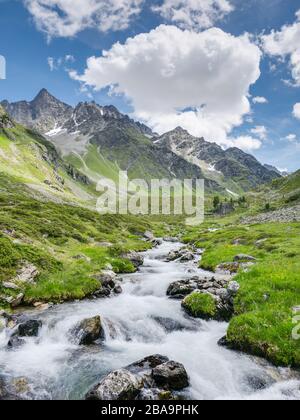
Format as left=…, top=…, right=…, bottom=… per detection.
left=0, top=0, right=299, bottom=171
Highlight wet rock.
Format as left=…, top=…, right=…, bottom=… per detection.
left=166, top=250, right=179, bottom=262
left=137, top=388, right=176, bottom=400
left=93, top=270, right=118, bottom=298
left=96, top=270, right=116, bottom=289
left=122, top=252, right=144, bottom=269
left=17, top=319, right=42, bottom=337
left=11, top=378, right=30, bottom=395
left=167, top=275, right=231, bottom=300
left=72, top=316, right=104, bottom=345
left=0, top=378, right=6, bottom=399
left=0, top=378, right=22, bottom=401
left=86, top=369, right=143, bottom=400
left=93, top=288, right=111, bottom=298
left=151, top=238, right=163, bottom=247
left=7, top=335, right=26, bottom=349
left=86, top=355, right=189, bottom=401
left=113, top=285, right=122, bottom=294
left=1, top=312, right=18, bottom=329
left=167, top=280, right=197, bottom=299
left=152, top=361, right=189, bottom=391
left=218, top=336, right=229, bottom=347
left=128, top=355, right=169, bottom=372
left=166, top=247, right=195, bottom=263
left=234, top=254, right=257, bottom=262
left=179, top=252, right=195, bottom=262
left=245, top=374, right=275, bottom=391
left=152, top=317, right=188, bottom=333
left=144, top=231, right=154, bottom=241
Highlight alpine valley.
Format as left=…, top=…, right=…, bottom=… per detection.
left=0, top=89, right=300, bottom=401
left=1, top=89, right=281, bottom=199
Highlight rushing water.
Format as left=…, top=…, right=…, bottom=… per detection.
left=0, top=241, right=300, bottom=400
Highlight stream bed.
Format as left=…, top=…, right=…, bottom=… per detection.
left=0, top=241, right=300, bottom=400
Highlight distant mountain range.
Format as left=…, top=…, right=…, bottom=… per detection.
left=1, top=89, right=281, bottom=195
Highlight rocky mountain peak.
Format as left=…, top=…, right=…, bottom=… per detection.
left=0, top=105, right=14, bottom=129
left=33, top=88, right=52, bottom=101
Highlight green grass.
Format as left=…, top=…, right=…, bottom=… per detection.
left=184, top=221, right=300, bottom=367
left=182, top=292, right=217, bottom=319
left=0, top=173, right=173, bottom=309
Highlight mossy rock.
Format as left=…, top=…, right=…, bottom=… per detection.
left=182, top=292, right=217, bottom=320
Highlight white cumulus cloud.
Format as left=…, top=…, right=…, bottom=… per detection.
left=285, top=134, right=297, bottom=142
left=262, top=9, right=300, bottom=86
left=293, top=103, right=300, bottom=119
left=71, top=25, right=262, bottom=151
left=24, top=0, right=143, bottom=38
left=152, top=0, right=234, bottom=31
left=252, top=96, right=268, bottom=104
left=251, top=125, right=267, bottom=140
left=227, top=136, right=262, bottom=151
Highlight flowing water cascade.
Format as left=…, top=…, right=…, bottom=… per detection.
left=0, top=242, right=300, bottom=400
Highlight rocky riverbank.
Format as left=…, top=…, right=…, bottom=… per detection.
left=1, top=239, right=299, bottom=400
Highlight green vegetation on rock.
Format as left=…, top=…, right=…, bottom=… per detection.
left=182, top=292, right=217, bottom=320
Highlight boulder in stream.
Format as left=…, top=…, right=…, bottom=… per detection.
left=17, top=319, right=42, bottom=337
left=86, top=369, right=143, bottom=400
left=85, top=355, right=190, bottom=400
left=166, top=247, right=196, bottom=263
left=152, top=361, right=189, bottom=391
left=122, top=252, right=144, bottom=269
left=93, top=270, right=123, bottom=298
left=182, top=289, right=235, bottom=322
left=72, top=316, right=105, bottom=345
left=167, top=275, right=231, bottom=299
left=7, top=335, right=26, bottom=349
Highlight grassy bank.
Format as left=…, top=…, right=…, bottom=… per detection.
left=0, top=173, right=183, bottom=309
left=183, top=221, right=300, bottom=367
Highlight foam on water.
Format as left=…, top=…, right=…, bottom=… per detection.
left=0, top=242, right=299, bottom=400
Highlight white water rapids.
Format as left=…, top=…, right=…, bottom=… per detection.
left=0, top=241, right=299, bottom=400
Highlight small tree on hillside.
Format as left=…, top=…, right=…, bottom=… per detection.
left=213, top=196, right=220, bottom=210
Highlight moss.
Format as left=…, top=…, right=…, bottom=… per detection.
left=182, top=292, right=217, bottom=320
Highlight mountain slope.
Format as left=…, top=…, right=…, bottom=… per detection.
left=0, top=105, right=95, bottom=206
left=2, top=91, right=221, bottom=192
left=256, top=169, right=300, bottom=206
left=154, top=127, right=281, bottom=192
left=2, top=90, right=279, bottom=195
